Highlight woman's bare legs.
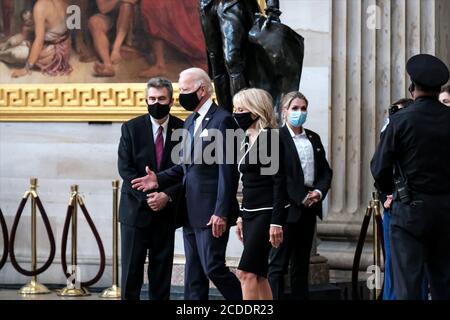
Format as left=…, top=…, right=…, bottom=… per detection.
left=258, top=278, right=273, bottom=300
left=239, top=270, right=261, bottom=300
left=238, top=270, right=274, bottom=300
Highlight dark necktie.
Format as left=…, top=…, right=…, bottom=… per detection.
left=155, top=126, right=164, bottom=170
left=185, top=112, right=200, bottom=162
left=188, top=112, right=200, bottom=140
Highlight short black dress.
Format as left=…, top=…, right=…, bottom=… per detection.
left=237, top=129, right=288, bottom=278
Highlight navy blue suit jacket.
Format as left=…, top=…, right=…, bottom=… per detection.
left=157, top=103, right=240, bottom=228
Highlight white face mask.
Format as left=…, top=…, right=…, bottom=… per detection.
left=288, top=110, right=308, bottom=128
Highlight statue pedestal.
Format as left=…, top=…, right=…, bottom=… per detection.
left=284, top=254, right=330, bottom=287
left=308, top=254, right=330, bottom=285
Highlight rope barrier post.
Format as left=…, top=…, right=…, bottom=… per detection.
left=58, top=185, right=90, bottom=297
left=0, top=208, right=9, bottom=271
left=352, top=191, right=386, bottom=300
left=72, top=185, right=78, bottom=278
left=100, top=180, right=121, bottom=299
left=19, top=178, right=51, bottom=295
left=371, top=192, right=383, bottom=300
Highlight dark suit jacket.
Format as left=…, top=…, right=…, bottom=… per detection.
left=157, top=103, right=240, bottom=229
left=280, top=125, right=332, bottom=222
left=118, top=114, right=184, bottom=228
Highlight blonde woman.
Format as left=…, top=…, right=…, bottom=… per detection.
left=232, top=88, right=289, bottom=300
left=268, top=92, right=332, bottom=300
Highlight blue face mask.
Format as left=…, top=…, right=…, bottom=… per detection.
left=288, top=111, right=307, bottom=128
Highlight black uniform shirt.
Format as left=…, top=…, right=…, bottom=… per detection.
left=371, top=96, right=450, bottom=195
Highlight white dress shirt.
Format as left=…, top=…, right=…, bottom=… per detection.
left=287, top=125, right=322, bottom=201
left=194, top=98, right=213, bottom=134
left=150, top=115, right=169, bottom=144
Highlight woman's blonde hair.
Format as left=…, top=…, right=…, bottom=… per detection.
left=232, top=88, right=277, bottom=130
left=280, top=91, right=309, bottom=121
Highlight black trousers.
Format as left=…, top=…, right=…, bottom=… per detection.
left=268, top=208, right=317, bottom=300
left=183, top=226, right=242, bottom=300
left=199, top=1, right=257, bottom=112
left=120, top=217, right=175, bottom=300
left=390, top=193, right=450, bottom=300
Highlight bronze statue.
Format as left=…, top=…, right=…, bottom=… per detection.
left=200, top=0, right=304, bottom=114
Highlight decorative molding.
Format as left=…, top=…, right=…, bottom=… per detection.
left=0, top=83, right=191, bottom=122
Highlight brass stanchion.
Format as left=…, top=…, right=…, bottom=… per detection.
left=100, top=180, right=121, bottom=299
left=59, top=184, right=106, bottom=297
left=59, top=185, right=90, bottom=297
left=352, top=191, right=385, bottom=300
left=371, top=192, right=383, bottom=300
left=20, top=179, right=50, bottom=294
left=0, top=208, right=9, bottom=271
left=9, top=178, right=55, bottom=295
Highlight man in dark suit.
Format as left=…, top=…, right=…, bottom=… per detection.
left=199, top=0, right=280, bottom=112
left=268, top=92, right=332, bottom=300
left=118, top=77, right=184, bottom=300
left=131, top=68, right=242, bottom=300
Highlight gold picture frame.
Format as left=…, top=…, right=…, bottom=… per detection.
left=0, top=83, right=190, bottom=122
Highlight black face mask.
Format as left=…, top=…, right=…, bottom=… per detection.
left=179, top=87, right=201, bottom=111
left=233, top=112, right=257, bottom=131
left=147, top=102, right=170, bottom=120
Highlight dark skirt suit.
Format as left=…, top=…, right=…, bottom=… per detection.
left=268, top=125, right=332, bottom=300
left=237, top=128, right=288, bottom=278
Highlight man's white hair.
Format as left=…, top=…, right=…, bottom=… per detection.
left=180, top=68, right=214, bottom=95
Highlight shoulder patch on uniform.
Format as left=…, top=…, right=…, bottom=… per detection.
left=381, top=117, right=390, bottom=133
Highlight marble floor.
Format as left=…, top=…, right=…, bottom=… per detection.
left=0, top=288, right=112, bottom=300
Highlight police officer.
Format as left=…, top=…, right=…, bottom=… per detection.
left=371, top=54, right=450, bottom=300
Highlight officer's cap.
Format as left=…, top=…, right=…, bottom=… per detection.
left=406, top=54, right=449, bottom=88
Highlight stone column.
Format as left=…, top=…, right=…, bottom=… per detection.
left=318, top=0, right=450, bottom=274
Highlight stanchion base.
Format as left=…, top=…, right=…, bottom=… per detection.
left=19, top=281, right=51, bottom=295
left=57, top=286, right=90, bottom=297
left=99, top=285, right=121, bottom=299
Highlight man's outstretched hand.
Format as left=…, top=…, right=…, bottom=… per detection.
left=131, top=166, right=159, bottom=192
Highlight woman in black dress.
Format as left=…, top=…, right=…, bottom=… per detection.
left=232, top=88, right=288, bottom=300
